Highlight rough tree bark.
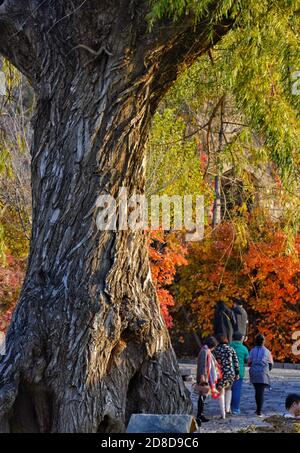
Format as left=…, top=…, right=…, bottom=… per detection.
left=0, top=0, right=232, bottom=432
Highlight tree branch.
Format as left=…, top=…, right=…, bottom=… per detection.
left=0, top=0, right=234, bottom=97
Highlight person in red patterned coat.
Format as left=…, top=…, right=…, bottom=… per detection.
left=196, top=336, right=219, bottom=425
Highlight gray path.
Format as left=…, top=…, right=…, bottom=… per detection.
left=179, top=362, right=300, bottom=433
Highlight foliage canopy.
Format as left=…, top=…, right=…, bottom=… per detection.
left=150, top=0, right=300, bottom=182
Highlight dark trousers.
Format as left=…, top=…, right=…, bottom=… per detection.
left=253, top=383, right=268, bottom=414
left=197, top=395, right=206, bottom=418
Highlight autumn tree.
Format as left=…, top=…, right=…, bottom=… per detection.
left=172, top=217, right=300, bottom=362
left=148, top=231, right=188, bottom=328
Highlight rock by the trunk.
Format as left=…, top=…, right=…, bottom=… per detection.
left=126, top=414, right=198, bottom=433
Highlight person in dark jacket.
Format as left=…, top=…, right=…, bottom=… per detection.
left=214, top=300, right=235, bottom=343
left=232, top=298, right=249, bottom=338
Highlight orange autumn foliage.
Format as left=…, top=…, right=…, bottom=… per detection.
left=244, top=232, right=300, bottom=362
left=173, top=222, right=247, bottom=338
left=174, top=221, right=300, bottom=362
left=0, top=206, right=28, bottom=333
left=148, top=231, right=188, bottom=328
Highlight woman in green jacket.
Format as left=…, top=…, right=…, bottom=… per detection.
left=229, top=332, right=249, bottom=415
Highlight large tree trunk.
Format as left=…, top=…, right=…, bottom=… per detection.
left=0, top=0, right=232, bottom=432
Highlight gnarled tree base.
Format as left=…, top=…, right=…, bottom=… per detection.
left=0, top=313, right=191, bottom=432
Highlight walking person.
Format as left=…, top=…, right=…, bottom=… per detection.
left=196, top=336, right=219, bottom=425
left=230, top=332, right=249, bottom=415
left=214, top=300, right=235, bottom=343
left=232, top=297, right=249, bottom=339
left=214, top=334, right=240, bottom=419
left=248, top=333, right=274, bottom=417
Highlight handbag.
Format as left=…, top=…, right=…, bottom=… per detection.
left=193, top=382, right=211, bottom=396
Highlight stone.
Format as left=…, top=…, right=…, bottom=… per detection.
left=180, top=368, right=192, bottom=378
left=126, top=414, right=198, bottom=433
